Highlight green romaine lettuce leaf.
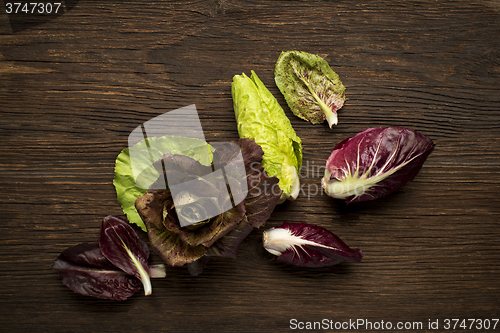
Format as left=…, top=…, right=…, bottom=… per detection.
left=232, top=70, right=302, bottom=201
left=274, top=50, right=346, bottom=128
left=113, top=136, right=212, bottom=231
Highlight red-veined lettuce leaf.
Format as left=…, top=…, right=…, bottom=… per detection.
left=263, top=222, right=363, bottom=267
left=321, top=127, right=434, bottom=203
left=99, top=216, right=152, bottom=296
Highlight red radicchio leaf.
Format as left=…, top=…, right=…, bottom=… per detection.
left=52, top=242, right=141, bottom=301
left=99, top=216, right=152, bottom=296
left=321, top=127, right=434, bottom=203
left=263, top=222, right=363, bottom=268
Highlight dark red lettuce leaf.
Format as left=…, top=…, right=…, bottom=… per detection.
left=238, top=138, right=282, bottom=228
left=189, top=219, right=255, bottom=276
left=206, top=217, right=254, bottom=259
left=322, top=127, right=434, bottom=203
left=52, top=243, right=141, bottom=301
left=148, top=224, right=208, bottom=267
left=135, top=190, right=209, bottom=267
left=263, top=222, right=363, bottom=268
left=99, top=216, right=151, bottom=295
left=135, top=138, right=281, bottom=274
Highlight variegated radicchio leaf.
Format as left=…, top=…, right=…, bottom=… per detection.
left=274, top=50, right=346, bottom=128
left=263, top=222, right=363, bottom=268
left=99, top=215, right=152, bottom=296
left=321, top=127, right=434, bottom=203
left=135, top=138, right=281, bottom=275
left=53, top=216, right=165, bottom=300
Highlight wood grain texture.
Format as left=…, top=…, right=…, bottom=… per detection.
left=1, top=0, right=499, bottom=332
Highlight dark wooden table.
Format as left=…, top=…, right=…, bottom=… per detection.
left=1, top=1, right=499, bottom=332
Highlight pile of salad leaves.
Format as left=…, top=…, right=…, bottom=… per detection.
left=134, top=138, right=281, bottom=271
left=53, top=50, right=435, bottom=301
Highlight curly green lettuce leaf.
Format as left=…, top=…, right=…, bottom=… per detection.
left=274, top=50, right=346, bottom=128
left=113, top=136, right=212, bottom=231
left=232, top=70, right=302, bottom=201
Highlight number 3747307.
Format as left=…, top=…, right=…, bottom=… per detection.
left=5, top=2, right=63, bottom=14
left=443, top=319, right=499, bottom=330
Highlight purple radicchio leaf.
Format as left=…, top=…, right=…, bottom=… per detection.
left=52, top=242, right=141, bottom=301
left=263, top=222, right=363, bottom=268
left=99, top=215, right=152, bottom=296
left=321, top=127, right=435, bottom=204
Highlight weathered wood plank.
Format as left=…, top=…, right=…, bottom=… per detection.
left=1, top=0, right=499, bottom=332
